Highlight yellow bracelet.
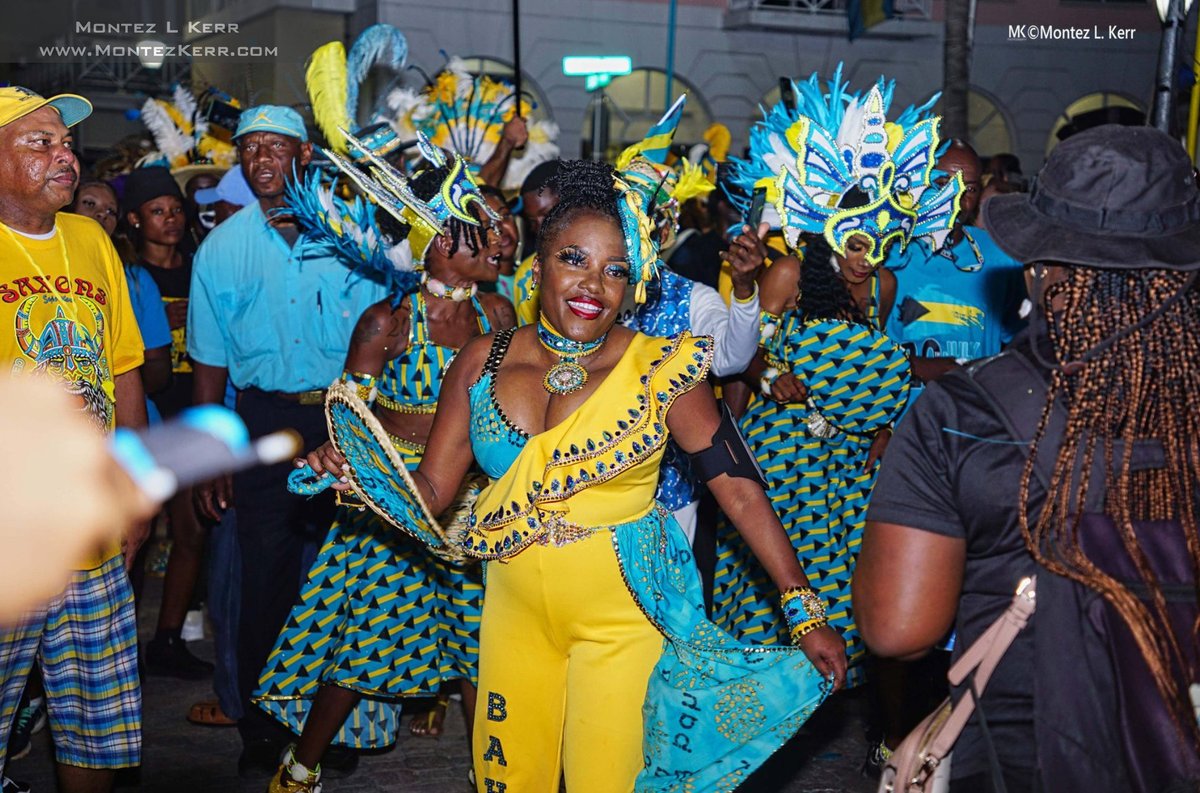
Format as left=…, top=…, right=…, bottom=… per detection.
left=733, top=283, right=759, bottom=304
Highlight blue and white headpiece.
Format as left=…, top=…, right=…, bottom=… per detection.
left=284, top=131, right=497, bottom=306
left=730, top=64, right=963, bottom=265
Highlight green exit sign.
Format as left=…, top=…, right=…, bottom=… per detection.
left=562, top=55, right=633, bottom=77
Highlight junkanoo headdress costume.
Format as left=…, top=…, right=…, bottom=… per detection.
left=382, top=56, right=560, bottom=191
left=305, top=24, right=410, bottom=161
left=729, top=64, right=964, bottom=263
left=616, top=95, right=716, bottom=252
left=292, top=23, right=499, bottom=306
left=138, top=84, right=240, bottom=176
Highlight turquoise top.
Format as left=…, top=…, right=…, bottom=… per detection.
left=467, top=328, right=527, bottom=478
left=188, top=200, right=390, bottom=391
left=378, top=290, right=491, bottom=410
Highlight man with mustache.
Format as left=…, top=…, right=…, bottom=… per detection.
left=186, top=106, right=390, bottom=779
left=0, top=86, right=149, bottom=793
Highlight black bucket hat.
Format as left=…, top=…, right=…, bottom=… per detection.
left=984, top=124, right=1200, bottom=272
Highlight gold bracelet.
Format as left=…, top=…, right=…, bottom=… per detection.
left=789, top=618, right=828, bottom=644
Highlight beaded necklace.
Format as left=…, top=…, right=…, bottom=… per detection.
left=536, top=313, right=608, bottom=395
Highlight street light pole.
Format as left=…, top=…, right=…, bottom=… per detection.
left=1152, top=0, right=1188, bottom=133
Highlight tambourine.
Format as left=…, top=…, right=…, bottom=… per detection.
left=775, top=318, right=911, bottom=435
left=288, top=380, right=472, bottom=564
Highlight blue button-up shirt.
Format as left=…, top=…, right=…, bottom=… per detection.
left=188, top=201, right=389, bottom=392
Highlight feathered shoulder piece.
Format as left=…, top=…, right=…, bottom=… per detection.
left=381, top=56, right=560, bottom=191
left=729, top=63, right=963, bottom=265
left=283, top=166, right=419, bottom=303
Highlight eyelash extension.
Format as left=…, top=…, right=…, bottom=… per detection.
left=556, top=247, right=586, bottom=266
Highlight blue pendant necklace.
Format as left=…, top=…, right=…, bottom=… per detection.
left=537, top=313, right=608, bottom=395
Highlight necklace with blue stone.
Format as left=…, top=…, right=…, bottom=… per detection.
left=537, top=314, right=608, bottom=395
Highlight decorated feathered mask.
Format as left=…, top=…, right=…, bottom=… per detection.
left=730, top=64, right=963, bottom=266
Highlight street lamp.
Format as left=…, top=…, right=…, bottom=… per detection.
left=563, top=55, right=632, bottom=160
left=1151, top=0, right=1196, bottom=133
left=136, top=39, right=166, bottom=70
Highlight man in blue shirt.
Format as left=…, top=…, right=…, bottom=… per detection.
left=187, top=105, right=388, bottom=778
left=886, top=140, right=1025, bottom=388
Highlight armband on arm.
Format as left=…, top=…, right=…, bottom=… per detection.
left=688, top=402, right=768, bottom=488
left=341, top=371, right=378, bottom=408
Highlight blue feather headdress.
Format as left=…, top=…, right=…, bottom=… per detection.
left=729, top=64, right=963, bottom=265
left=306, top=24, right=408, bottom=159
left=285, top=130, right=499, bottom=306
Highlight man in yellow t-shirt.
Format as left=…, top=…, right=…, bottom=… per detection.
left=0, top=86, right=146, bottom=792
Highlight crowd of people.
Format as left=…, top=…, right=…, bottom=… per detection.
left=0, top=25, right=1197, bottom=793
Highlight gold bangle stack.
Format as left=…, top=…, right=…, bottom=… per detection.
left=780, top=585, right=828, bottom=645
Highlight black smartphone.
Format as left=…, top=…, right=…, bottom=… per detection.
left=746, top=187, right=767, bottom=229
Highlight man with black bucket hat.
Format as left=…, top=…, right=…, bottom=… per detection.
left=853, top=124, right=1200, bottom=792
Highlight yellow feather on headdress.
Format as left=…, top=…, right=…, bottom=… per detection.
left=703, top=123, right=731, bottom=163
left=673, top=159, right=715, bottom=205
left=306, top=41, right=352, bottom=154
left=197, top=135, right=237, bottom=169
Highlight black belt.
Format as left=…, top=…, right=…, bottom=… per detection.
left=250, top=387, right=327, bottom=406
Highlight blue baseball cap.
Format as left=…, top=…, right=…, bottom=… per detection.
left=194, top=167, right=256, bottom=207
left=233, top=104, right=308, bottom=142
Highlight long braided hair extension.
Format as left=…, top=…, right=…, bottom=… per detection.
left=797, top=233, right=869, bottom=325
left=535, top=160, right=620, bottom=260
left=1019, top=265, right=1200, bottom=740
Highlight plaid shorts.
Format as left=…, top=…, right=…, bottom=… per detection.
left=0, top=554, right=141, bottom=768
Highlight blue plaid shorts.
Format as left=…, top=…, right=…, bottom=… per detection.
left=0, top=554, right=141, bottom=768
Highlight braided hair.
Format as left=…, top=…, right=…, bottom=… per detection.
left=535, top=159, right=621, bottom=260
left=372, top=163, right=490, bottom=258
left=796, top=233, right=869, bottom=325
left=1019, top=266, right=1200, bottom=740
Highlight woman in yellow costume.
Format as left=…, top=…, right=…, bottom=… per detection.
left=306, top=159, right=846, bottom=792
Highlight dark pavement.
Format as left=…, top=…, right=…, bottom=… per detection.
left=8, top=577, right=877, bottom=793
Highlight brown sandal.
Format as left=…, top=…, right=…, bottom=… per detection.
left=187, top=700, right=236, bottom=727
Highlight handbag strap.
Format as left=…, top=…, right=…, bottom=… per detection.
left=924, top=576, right=1038, bottom=762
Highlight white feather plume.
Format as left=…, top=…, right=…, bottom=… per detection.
left=140, top=97, right=193, bottom=167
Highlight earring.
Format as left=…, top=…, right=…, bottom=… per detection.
left=134, top=222, right=141, bottom=229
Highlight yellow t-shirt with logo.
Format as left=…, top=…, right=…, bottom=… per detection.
left=0, top=213, right=145, bottom=568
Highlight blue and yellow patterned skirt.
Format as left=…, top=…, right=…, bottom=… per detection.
left=253, top=439, right=483, bottom=749
left=711, top=395, right=879, bottom=688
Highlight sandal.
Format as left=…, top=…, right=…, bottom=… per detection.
left=408, top=693, right=451, bottom=737
left=187, top=700, right=236, bottom=727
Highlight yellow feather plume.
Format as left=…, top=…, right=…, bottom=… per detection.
left=703, top=123, right=731, bottom=162
left=306, top=41, right=351, bottom=154
left=673, top=159, right=715, bottom=204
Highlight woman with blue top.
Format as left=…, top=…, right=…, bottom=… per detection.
left=252, top=140, right=513, bottom=792
left=302, top=158, right=846, bottom=793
